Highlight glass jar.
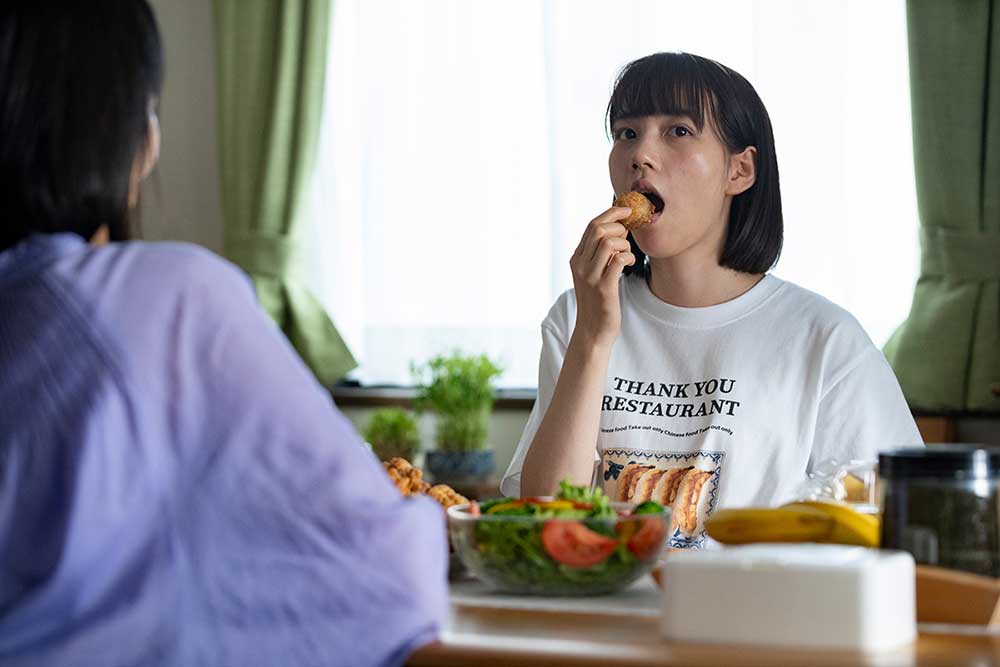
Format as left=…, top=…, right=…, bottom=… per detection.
left=879, top=446, right=1000, bottom=577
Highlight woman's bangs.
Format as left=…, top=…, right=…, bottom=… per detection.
left=606, top=54, right=719, bottom=134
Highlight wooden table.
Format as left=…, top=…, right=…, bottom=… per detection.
left=408, top=592, right=1000, bottom=667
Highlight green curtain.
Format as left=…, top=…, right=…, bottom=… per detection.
left=214, top=0, right=356, bottom=386
left=885, top=0, right=1000, bottom=413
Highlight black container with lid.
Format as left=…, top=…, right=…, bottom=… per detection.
left=880, top=445, right=1000, bottom=577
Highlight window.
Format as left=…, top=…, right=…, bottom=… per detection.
left=304, top=0, right=918, bottom=388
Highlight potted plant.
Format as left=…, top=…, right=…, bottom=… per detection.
left=363, top=407, right=421, bottom=462
left=412, top=351, right=502, bottom=482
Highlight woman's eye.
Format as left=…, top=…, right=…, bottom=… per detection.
left=615, top=127, right=637, bottom=140
left=669, top=126, right=692, bottom=137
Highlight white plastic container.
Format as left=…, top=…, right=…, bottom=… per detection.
left=660, top=544, right=916, bottom=651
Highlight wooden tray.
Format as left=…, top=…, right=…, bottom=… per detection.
left=916, top=564, right=1000, bottom=626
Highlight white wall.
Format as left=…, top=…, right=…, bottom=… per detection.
left=141, top=0, right=224, bottom=253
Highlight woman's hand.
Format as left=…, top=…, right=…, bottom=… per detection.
left=569, top=206, right=636, bottom=349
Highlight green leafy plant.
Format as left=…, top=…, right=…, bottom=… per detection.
left=363, top=408, right=421, bottom=461
left=412, top=351, right=503, bottom=452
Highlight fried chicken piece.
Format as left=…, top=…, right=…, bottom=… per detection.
left=383, top=458, right=470, bottom=511
left=383, top=457, right=429, bottom=496
left=427, top=484, right=469, bottom=509
left=614, top=190, right=655, bottom=231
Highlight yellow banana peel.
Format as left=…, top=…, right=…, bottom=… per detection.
left=706, top=501, right=880, bottom=548
left=706, top=506, right=835, bottom=545
left=783, top=500, right=880, bottom=548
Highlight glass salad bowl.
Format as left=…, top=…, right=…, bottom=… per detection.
left=447, top=483, right=671, bottom=596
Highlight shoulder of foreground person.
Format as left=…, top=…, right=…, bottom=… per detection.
left=54, top=238, right=276, bottom=378
left=98, top=246, right=454, bottom=664
left=103, top=240, right=255, bottom=303
left=49, top=239, right=260, bottom=336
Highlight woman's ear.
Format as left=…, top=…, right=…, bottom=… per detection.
left=129, top=110, right=161, bottom=207
left=139, top=110, right=161, bottom=180
left=725, top=146, right=756, bottom=196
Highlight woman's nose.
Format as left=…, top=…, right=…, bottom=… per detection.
left=629, top=140, right=658, bottom=171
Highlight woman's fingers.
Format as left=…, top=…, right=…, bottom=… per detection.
left=603, top=250, right=636, bottom=283
left=583, top=222, right=630, bottom=264
left=587, top=236, right=632, bottom=283
left=574, top=206, right=632, bottom=259
left=568, top=208, right=635, bottom=349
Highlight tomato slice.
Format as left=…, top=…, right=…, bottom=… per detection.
left=626, top=519, right=667, bottom=560
left=541, top=521, right=618, bottom=568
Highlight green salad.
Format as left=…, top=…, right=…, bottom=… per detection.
left=453, top=480, right=667, bottom=595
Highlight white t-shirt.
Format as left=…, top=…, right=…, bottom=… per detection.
left=502, top=274, right=922, bottom=548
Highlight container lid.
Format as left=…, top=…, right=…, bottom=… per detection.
left=879, top=445, right=1000, bottom=480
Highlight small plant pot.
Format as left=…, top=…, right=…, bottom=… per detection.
left=425, top=449, right=495, bottom=483
left=371, top=442, right=418, bottom=463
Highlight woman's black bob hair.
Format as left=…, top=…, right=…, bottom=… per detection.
left=0, top=0, right=163, bottom=250
left=607, top=52, right=783, bottom=275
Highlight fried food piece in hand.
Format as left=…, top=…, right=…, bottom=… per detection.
left=614, top=191, right=655, bottom=231
left=427, top=484, right=469, bottom=509
left=383, top=457, right=429, bottom=496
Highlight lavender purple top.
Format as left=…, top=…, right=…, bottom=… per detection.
left=0, top=233, right=448, bottom=667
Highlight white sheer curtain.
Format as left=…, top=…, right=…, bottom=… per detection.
left=304, top=0, right=918, bottom=388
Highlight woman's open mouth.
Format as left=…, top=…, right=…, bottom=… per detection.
left=639, top=191, right=664, bottom=223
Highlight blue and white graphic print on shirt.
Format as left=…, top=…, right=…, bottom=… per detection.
left=602, top=449, right=723, bottom=549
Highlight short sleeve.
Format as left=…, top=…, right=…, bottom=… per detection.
left=809, top=347, right=923, bottom=470
left=500, top=320, right=568, bottom=498
left=8, top=242, right=449, bottom=666
left=159, top=254, right=450, bottom=666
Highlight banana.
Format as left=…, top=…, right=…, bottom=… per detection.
left=705, top=502, right=880, bottom=548
left=782, top=500, right=880, bottom=548
left=705, top=506, right=835, bottom=545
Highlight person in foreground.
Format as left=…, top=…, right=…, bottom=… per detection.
left=503, top=52, right=922, bottom=549
left=0, top=2, right=446, bottom=665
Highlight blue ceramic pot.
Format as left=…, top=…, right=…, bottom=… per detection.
left=425, top=449, right=495, bottom=482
